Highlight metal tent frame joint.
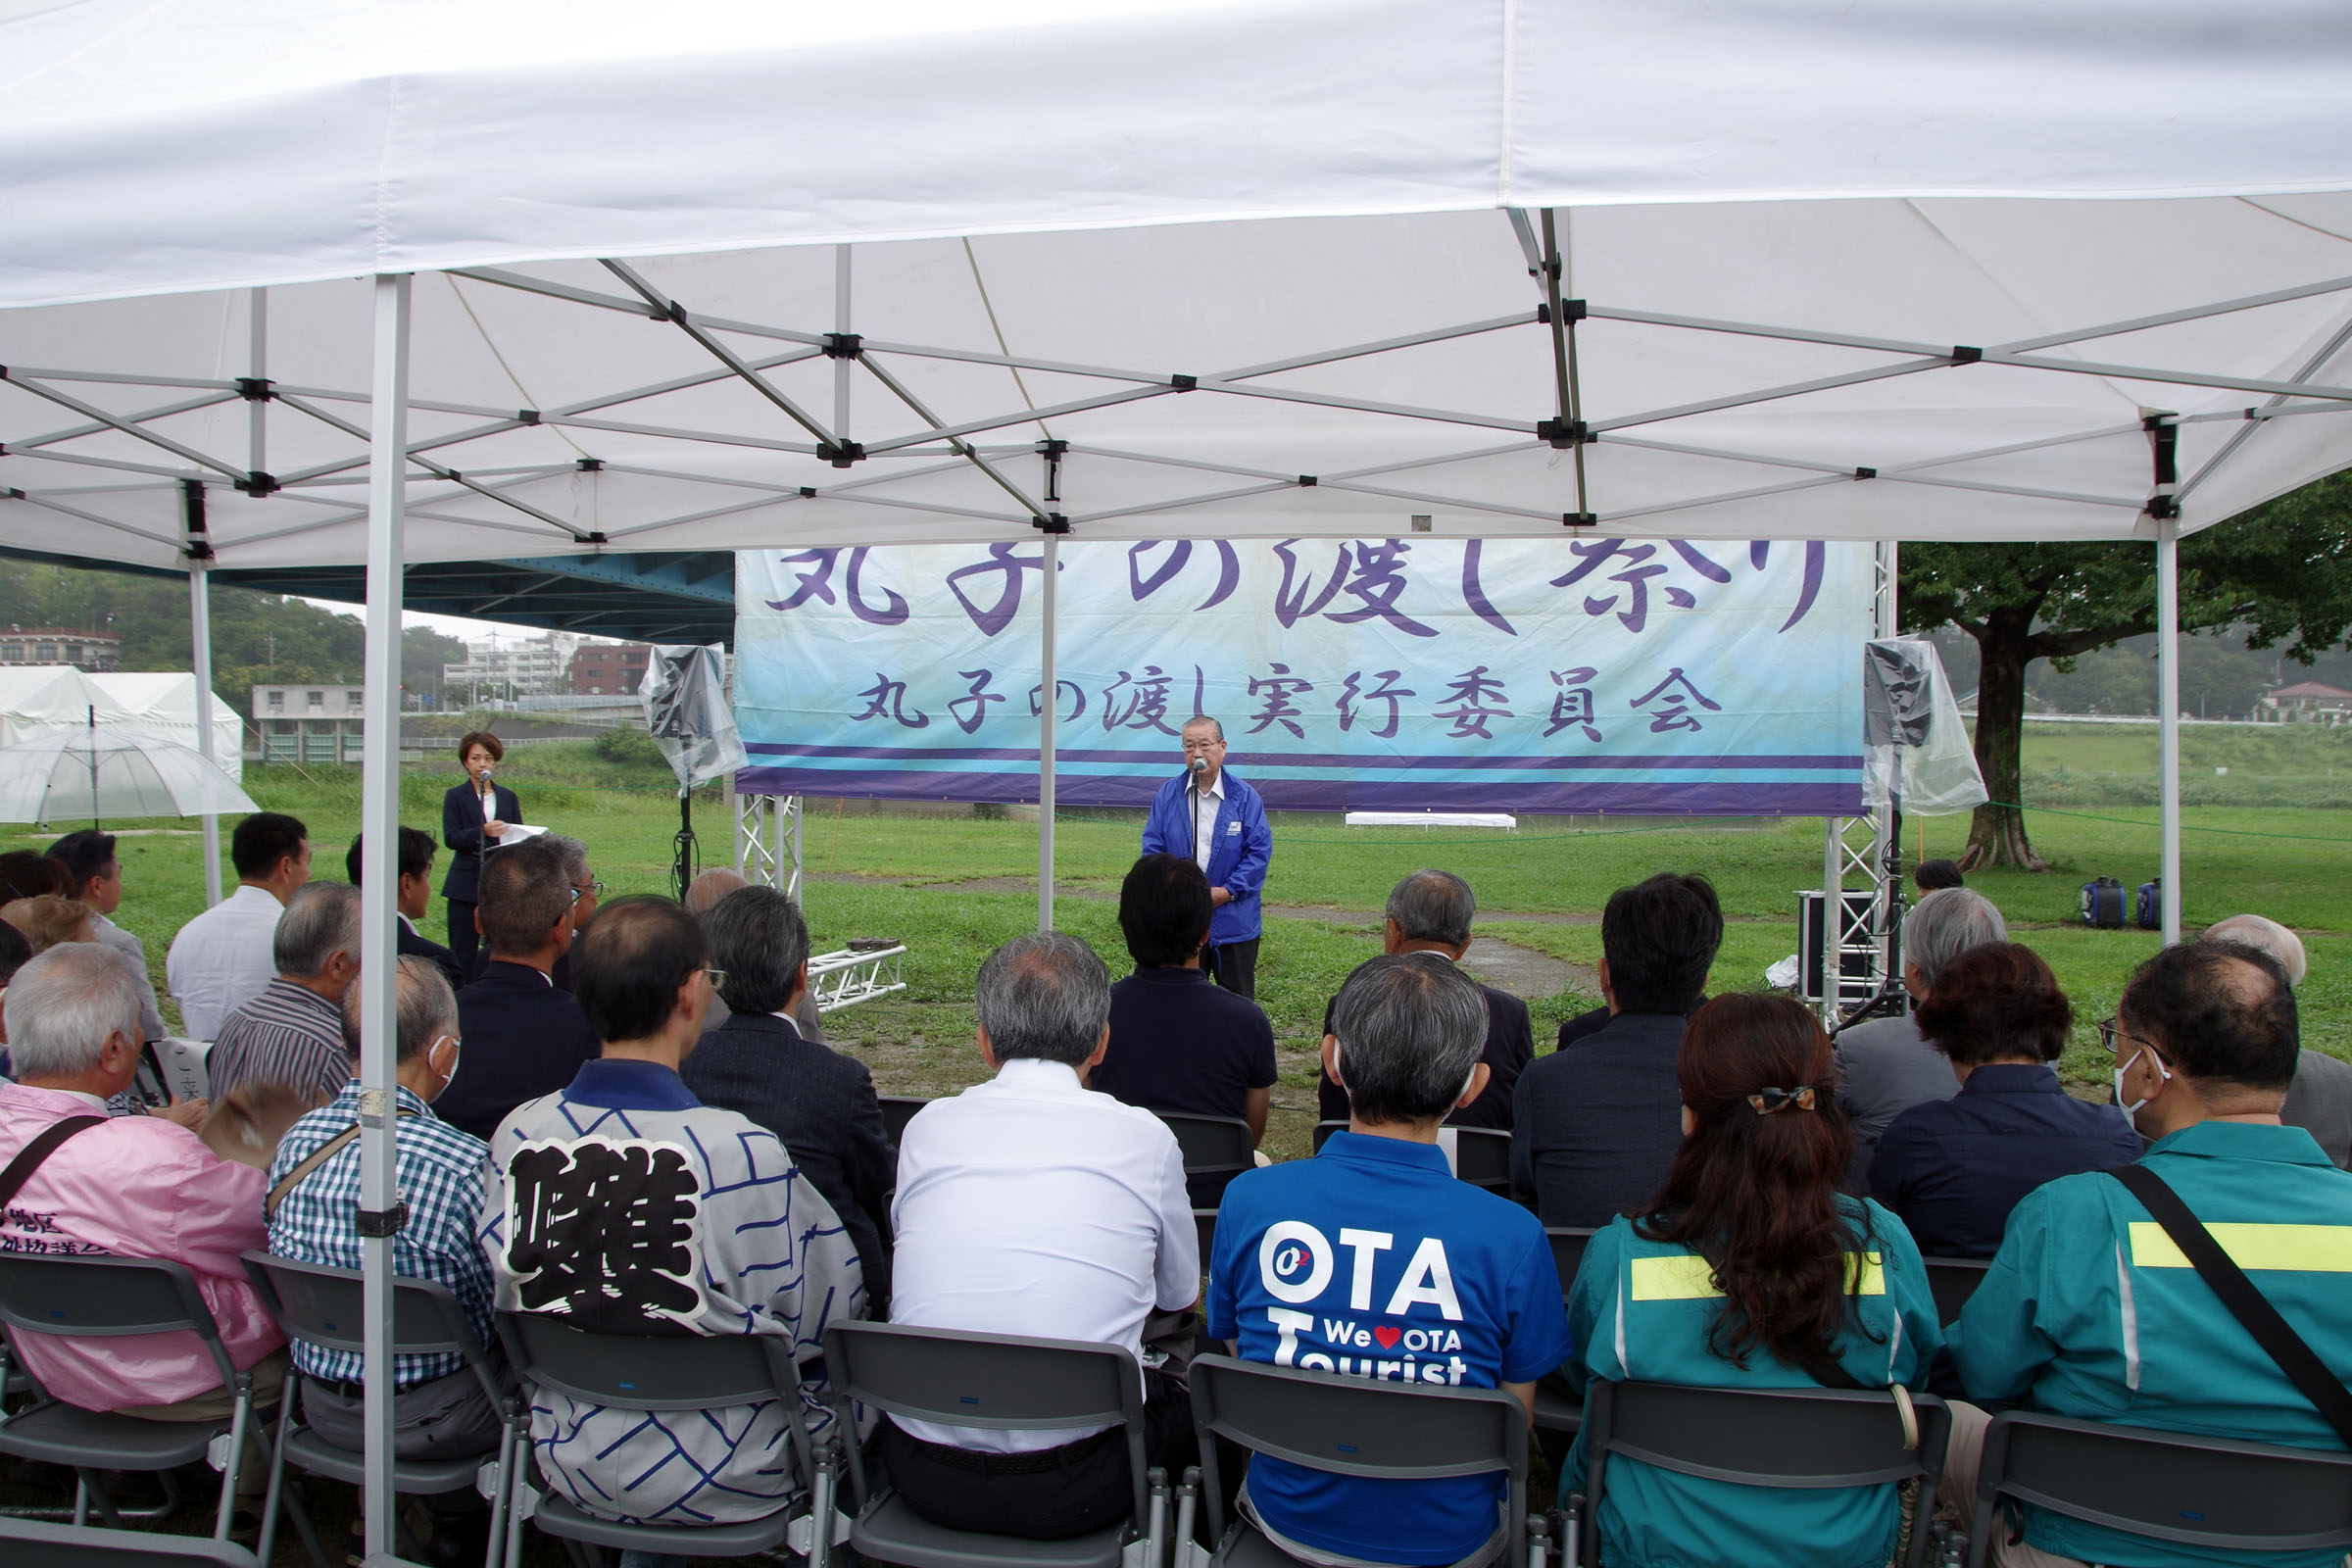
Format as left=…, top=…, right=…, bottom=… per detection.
left=821, top=439, right=865, bottom=467
left=355, top=1200, right=408, bottom=1239
left=821, top=331, right=862, bottom=360
left=1854, top=466, right=1878, bottom=480
left=235, top=471, right=278, bottom=496
left=235, top=376, right=272, bottom=402
left=1537, top=416, right=1589, bottom=448
left=1949, top=345, right=1984, bottom=365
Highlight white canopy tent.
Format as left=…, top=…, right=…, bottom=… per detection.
left=4, top=1, right=2351, bottom=1555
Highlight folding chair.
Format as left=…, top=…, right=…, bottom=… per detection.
left=0, top=1515, right=262, bottom=1568
left=0, top=1253, right=298, bottom=1544
left=1309, top=1121, right=1346, bottom=1153
left=879, top=1095, right=928, bottom=1146
left=1534, top=1229, right=1595, bottom=1438
left=1194, top=1208, right=1219, bottom=1270
left=497, top=1311, right=835, bottom=1568
left=1180, top=1351, right=1540, bottom=1568
left=1572, top=1380, right=1951, bottom=1568
left=1964, top=1410, right=2352, bottom=1568
left=239, top=1251, right=519, bottom=1568
left=1449, top=1127, right=1512, bottom=1195
left=1155, top=1111, right=1256, bottom=1209
left=1921, top=1256, right=1991, bottom=1324
left=823, top=1319, right=1168, bottom=1568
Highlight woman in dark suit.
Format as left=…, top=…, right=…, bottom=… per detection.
left=441, top=730, right=520, bottom=976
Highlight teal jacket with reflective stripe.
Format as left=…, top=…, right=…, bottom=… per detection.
left=1949, top=1120, right=2352, bottom=1568
left=1562, top=1197, right=1941, bottom=1568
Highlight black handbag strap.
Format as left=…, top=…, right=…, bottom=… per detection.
left=2112, top=1161, right=2352, bottom=1449
left=0, top=1115, right=106, bottom=1211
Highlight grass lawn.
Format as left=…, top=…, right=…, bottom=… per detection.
left=17, top=731, right=2347, bottom=1163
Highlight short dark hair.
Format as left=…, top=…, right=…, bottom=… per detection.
left=1914, top=858, right=1964, bottom=893
left=1117, top=854, right=1212, bottom=968
left=1600, top=873, right=1723, bottom=1014
left=0, top=851, right=71, bottom=901
left=571, top=896, right=706, bottom=1045
left=704, top=886, right=810, bottom=1015
left=476, top=840, right=572, bottom=956
left=1914, top=943, right=2072, bottom=1067
left=1329, top=953, right=1489, bottom=1124
left=45, top=830, right=118, bottom=896
left=0, top=919, right=31, bottom=988
left=346, top=826, right=437, bottom=888
left=2120, top=939, right=2299, bottom=1093
left=231, top=812, right=309, bottom=880
left=1386, top=869, right=1475, bottom=948
left=458, top=731, right=504, bottom=764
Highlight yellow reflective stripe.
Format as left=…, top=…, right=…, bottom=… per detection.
left=2128, top=1222, right=2352, bottom=1273
left=1630, top=1252, right=1885, bottom=1300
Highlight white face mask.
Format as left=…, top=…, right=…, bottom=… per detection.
left=2113, top=1045, right=2170, bottom=1122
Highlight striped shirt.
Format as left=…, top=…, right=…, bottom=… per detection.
left=266, top=1082, right=494, bottom=1386
left=207, top=978, right=351, bottom=1107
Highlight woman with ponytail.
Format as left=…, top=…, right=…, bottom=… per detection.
left=1560, top=994, right=1942, bottom=1568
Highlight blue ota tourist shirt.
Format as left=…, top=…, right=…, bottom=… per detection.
left=1208, top=1131, right=1571, bottom=1566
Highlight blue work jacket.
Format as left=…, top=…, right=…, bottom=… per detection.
left=1140, top=767, right=1271, bottom=946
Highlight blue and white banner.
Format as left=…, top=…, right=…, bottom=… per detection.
left=734, top=539, right=1867, bottom=814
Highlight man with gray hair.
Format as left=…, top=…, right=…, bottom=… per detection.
left=2205, top=912, right=2349, bottom=1168
left=1209, top=954, right=1572, bottom=1567
left=1314, top=868, right=1535, bottom=1130
left=683, top=884, right=897, bottom=1303
left=1141, top=714, right=1274, bottom=998
left=207, top=880, right=364, bottom=1108
left=1837, top=885, right=2008, bottom=1181
left=886, top=932, right=1199, bottom=1541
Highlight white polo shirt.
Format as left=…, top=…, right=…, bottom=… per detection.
left=164, top=883, right=285, bottom=1042
left=888, top=1055, right=1198, bottom=1451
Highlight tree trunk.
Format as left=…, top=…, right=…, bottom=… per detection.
left=1960, top=615, right=2047, bottom=870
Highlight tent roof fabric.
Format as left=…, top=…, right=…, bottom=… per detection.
left=2, top=2, right=2349, bottom=571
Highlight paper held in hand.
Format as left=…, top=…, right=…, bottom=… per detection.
left=497, top=823, right=550, bottom=845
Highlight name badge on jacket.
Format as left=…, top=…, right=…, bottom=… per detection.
left=1226, top=820, right=1241, bottom=835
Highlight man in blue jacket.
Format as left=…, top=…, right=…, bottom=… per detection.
left=1140, top=715, right=1272, bottom=998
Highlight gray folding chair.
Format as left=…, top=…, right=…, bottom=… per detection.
left=1155, top=1112, right=1257, bottom=1210
left=1921, top=1256, right=1991, bottom=1324
left=1309, top=1121, right=1347, bottom=1153
left=1181, top=1352, right=1538, bottom=1568
left=0, top=1253, right=288, bottom=1542
left=1534, top=1228, right=1595, bottom=1438
left=879, top=1095, right=928, bottom=1146
left=1194, top=1208, right=1220, bottom=1270
left=1573, top=1380, right=1951, bottom=1568
left=0, top=1515, right=262, bottom=1568
left=496, top=1310, right=833, bottom=1568
left=1964, top=1410, right=2352, bottom=1568
left=240, top=1251, right=518, bottom=1568
left=1450, top=1127, right=1512, bottom=1195
left=823, top=1319, right=1166, bottom=1568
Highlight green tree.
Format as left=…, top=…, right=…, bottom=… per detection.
left=403, top=625, right=466, bottom=708
left=1902, top=472, right=2352, bottom=868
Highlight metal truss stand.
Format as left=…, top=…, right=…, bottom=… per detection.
left=1820, top=541, right=1904, bottom=1029
left=736, top=790, right=803, bottom=905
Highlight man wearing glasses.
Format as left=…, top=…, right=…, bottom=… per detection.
left=1141, top=715, right=1274, bottom=998
left=1939, top=939, right=2352, bottom=1568
left=438, top=839, right=601, bottom=1141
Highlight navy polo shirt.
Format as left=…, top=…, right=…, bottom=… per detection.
left=1208, top=1132, right=1572, bottom=1565
left=1095, top=966, right=1278, bottom=1121
left=1870, top=1062, right=2142, bottom=1258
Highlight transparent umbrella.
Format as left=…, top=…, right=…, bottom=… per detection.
left=0, top=719, right=259, bottom=827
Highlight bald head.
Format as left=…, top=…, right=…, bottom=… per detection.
left=2203, top=914, right=2307, bottom=988
left=685, top=867, right=750, bottom=918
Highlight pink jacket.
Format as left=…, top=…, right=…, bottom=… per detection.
left=0, top=1084, right=282, bottom=1410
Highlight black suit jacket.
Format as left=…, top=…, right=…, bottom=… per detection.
left=440, top=780, right=522, bottom=905
left=681, top=1010, right=897, bottom=1307
left=440, top=960, right=601, bottom=1141
left=1509, top=1009, right=1688, bottom=1227
left=396, top=917, right=466, bottom=993
left=1316, top=978, right=1536, bottom=1130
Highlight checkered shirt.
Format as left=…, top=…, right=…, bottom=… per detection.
left=266, top=1081, right=495, bottom=1387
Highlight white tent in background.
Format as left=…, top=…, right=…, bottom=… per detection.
left=84, top=673, right=246, bottom=785
left=0, top=667, right=106, bottom=752
left=3, top=1, right=2350, bottom=1554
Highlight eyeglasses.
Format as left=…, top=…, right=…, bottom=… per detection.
left=703, top=967, right=728, bottom=990
left=2097, top=1017, right=2161, bottom=1059
left=1181, top=738, right=1224, bottom=753
left=578, top=878, right=607, bottom=898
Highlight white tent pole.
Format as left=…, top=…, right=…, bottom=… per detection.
left=2156, top=514, right=2182, bottom=943
left=835, top=244, right=852, bottom=433
left=183, top=481, right=223, bottom=906
left=356, top=271, right=413, bottom=1560
left=1038, top=533, right=1058, bottom=933
left=247, top=286, right=267, bottom=477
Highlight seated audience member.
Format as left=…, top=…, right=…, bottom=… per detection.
left=0, top=848, right=72, bottom=901
left=1212, top=954, right=1570, bottom=1568
left=683, top=867, right=750, bottom=1028
left=682, top=884, right=897, bottom=1307
left=348, top=827, right=466, bottom=991
left=0, top=945, right=286, bottom=1492
left=1313, top=868, right=1534, bottom=1131
left=1942, top=940, right=2352, bottom=1568
left=1563, top=994, right=1939, bottom=1568
left=8, top=894, right=94, bottom=953
left=269, top=956, right=500, bottom=1470
left=1870, top=944, right=2140, bottom=1257
left=437, top=840, right=599, bottom=1141
left=208, top=882, right=363, bottom=1108
left=169, top=811, right=313, bottom=1040
left=1914, top=858, right=1965, bottom=893
left=1511, top=873, right=1723, bottom=1226
left=1095, top=853, right=1278, bottom=1141
left=887, top=932, right=1198, bottom=1542
left=480, top=898, right=861, bottom=1526
left=1835, top=887, right=2007, bottom=1179
left=48, top=829, right=166, bottom=1043
left=2206, top=912, right=2350, bottom=1169
left=0, top=919, right=31, bottom=1074
left=540, top=833, right=600, bottom=994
